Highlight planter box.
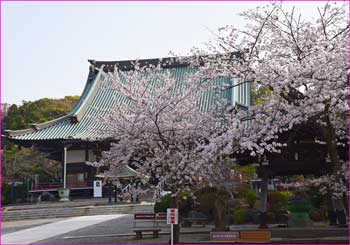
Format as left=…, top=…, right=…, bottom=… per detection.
left=288, top=199, right=311, bottom=227
left=58, top=188, right=70, bottom=202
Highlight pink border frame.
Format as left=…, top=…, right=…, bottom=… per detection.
left=0, top=1, right=349, bottom=245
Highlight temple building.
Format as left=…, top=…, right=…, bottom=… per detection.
left=5, top=57, right=251, bottom=197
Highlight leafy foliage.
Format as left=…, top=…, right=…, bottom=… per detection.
left=235, top=165, right=257, bottom=180
left=251, top=86, right=272, bottom=106
left=242, top=188, right=258, bottom=208
left=3, top=96, right=79, bottom=132
left=2, top=147, right=61, bottom=183
left=2, top=96, right=79, bottom=183
left=268, top=191, right=292, bottom=212
left=232, top=206, right=248, bottom=224
left=195, top=186, right=230, bottom=211
left=154, top=194, right=172, bottom=213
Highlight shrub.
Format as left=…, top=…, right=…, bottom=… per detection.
left=243, top=189, right=257, bottom=208
left=280, top=191, right=293, bottom=200
left=2, top=183, right=9, bottom=205
left=195, top=186, right=230, bottom=212
left=195, top=186, right=230, bottom=230
left=232, top=207, right=247, bottom=224
left=177, top=191, right=194, bottom=216
left=305, top=188, right=324, bottom=208
left=236, top=185, right=251, bottom=198
left=309, top=208, right=325, bottom=222
left=154, top=194, right=171, bottom=213
left=268, top=191, right=292, bottom=212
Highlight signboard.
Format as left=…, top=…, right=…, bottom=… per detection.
left=210, top=231, right=239, bottom=242
left=167, top=208, right=178, bottom=245
left=93, top=180, right=102, bottom=198
left=167, top=208, right=178, bottom=224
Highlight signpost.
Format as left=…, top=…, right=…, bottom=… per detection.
left=93, top=180, right=102, bottom=198
left=167, top=208, right=178, bottom=245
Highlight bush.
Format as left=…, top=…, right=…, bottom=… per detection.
left=242, top=189, right=257, bottom=208
left=2, top=183, right=9, bottom=205
left=268, top=191, right=292, bottom=212
left=2, top=182, right=29, bottom=205
left=195, top=186, right=231, bottom=230
left=177, top=191, right=194, bottom=216
left=305, top=188, right=324, bottom=208
left=280, top=191, right=293, bottom=200
left=195, top=186, right=230, bottom=212
left=236, top=184, right=251, bottom=198
left=154, top=194, right=171, bottom=213
left=232, top=207, right=247, bottom=224
left=309, top=208, right=325, bottom=222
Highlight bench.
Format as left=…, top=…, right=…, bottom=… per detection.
left=182, top=217, right=208, bottom=227
left=154, top=212, right=167, bottom=226
left=133, top=213, right=156, bottom=227
left=238, top=231, right=271, bottom=243
left=133, top=228, right=161, bottom=239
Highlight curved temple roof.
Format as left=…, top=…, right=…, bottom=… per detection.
left=6, top=57, right=250, bottom=143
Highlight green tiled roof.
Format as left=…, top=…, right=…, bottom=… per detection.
left=6, top=59, right=250, bottom=142
left=95, top=166, right=137, bottom=179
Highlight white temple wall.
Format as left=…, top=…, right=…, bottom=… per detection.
left=66, top=149, right=97, bottom=163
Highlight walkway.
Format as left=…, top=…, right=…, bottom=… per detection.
left=1, top=214, right=127, bottom=244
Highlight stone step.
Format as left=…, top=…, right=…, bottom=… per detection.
left=2, top=204, right=154, bottom=221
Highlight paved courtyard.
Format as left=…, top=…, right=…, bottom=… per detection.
left=2, top=213, right=349, bottom=244
left=2, top=214, right=212, bottom=244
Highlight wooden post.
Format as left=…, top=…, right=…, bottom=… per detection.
left=63, top=146, right=67, bottom=189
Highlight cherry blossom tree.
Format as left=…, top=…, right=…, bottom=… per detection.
left=200, top=2, right=349, bottom=226
left=87, top=60, right=232, bottom=242
left=87, top=2, right=349, bottom=230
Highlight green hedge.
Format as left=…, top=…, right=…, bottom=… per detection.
left=268, top=191, right=292, bottom=212
left=232, top=207, right=247, bottom=224
left=154, top=194, right=171, bottom=213
left=242, top=189, right=258, bottom=208
left=2, top=183, right=10, bottom=205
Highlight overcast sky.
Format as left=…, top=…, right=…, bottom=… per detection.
left=2, top=1, right=332, bottom=105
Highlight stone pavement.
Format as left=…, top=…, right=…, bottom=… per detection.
left=1, top=213, right=348, bottom=244
left=3, top=198, right=154, bottom=211
left=2, top=201, right=154, bottom=221
left=1, top=218, right=64, bottom=235
left=1, top=214, right=127, bottom=244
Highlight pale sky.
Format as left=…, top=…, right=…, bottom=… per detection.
left=2, top=1, right=332, bottom=105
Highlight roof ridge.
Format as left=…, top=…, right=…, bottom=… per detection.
left=70, top=70, right=103, bottom=123
left=88, top=53, right=240, bottom=72
left=5, top=65, right=99, bottom=137
left=88, top=56, right=186, bottom=72
left=32, top=115, right=70, bottom=130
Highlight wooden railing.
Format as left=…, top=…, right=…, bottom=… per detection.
left=31, top=182, right=90, bottom=191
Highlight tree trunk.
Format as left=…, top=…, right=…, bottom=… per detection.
left=169, top=194, right=180, bottom=244
left=259, top=170, right=269, bottom=229
left=334, top=198, right=347, bottom=227
left=323, top=113, right=347, bottom=226
left=323, top=114, right=340, bottom=170
left=325, top=196, right=337, bottom=225
left=213, top=199, right=228, bottom=231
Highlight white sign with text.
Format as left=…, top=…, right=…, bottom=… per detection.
left=166, top=208, right=178, bottom=224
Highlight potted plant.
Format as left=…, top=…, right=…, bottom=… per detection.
left=287, top=193, right=312, bottom=226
